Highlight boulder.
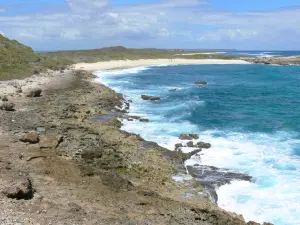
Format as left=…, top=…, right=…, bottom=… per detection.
left=1, top=173, right=33, bottom=199
left=20, top=131, right=39, bottom=144
left=174, top=143, right=183, bottom=150
left=0, top=95, right=8, bottom=101
left=0, top=102, right=15, bottom=111
left=169, top=88, right=179, bottom=92
left=129, top=116, right=141, bottom=120
left=141, top=95, right=161, bottom=101
left=179, top=134, right=199, bottom=140
left=195, top=81, right=208, bottom=85
left=186, top=141, right=194, bottom=147
left=196, top=141, right=211, bottom=149
left=26, top=88, right=42, bottom=97
left=139, top=119, right=149, bottom=122
left=39, top=135, right=63, bottom=149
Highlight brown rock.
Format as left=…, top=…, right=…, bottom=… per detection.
left=20, top=131, right=39, bottom=144
left=39, top=135, right=63, bottom=149
left=1, top=173, right=33, bottom=199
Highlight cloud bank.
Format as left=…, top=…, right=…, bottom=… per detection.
left=1, top=0, right=300, bottom=50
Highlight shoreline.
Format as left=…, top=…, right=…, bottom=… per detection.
left=0, top=67, right=272, bottom=225
left=73, top=58, right=250, bottom=71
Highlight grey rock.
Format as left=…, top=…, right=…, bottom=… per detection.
left=26, top=88, right=42, bottom=97
left=141, top=95, right=161, bottom=101
left=0, top=102, right=15, bottom=111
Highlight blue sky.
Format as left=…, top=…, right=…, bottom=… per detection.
left=1, top=0, right=300, bottom=50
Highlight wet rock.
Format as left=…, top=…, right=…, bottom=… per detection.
left=1, top=173, right=33, bottom=200
left=247, top=222, right=260, bottom=225
left=20, top=131, right=39, bottom=144
left=129, top=116, right=141, bottom=120
left=197, top=141, right=211, bottom=149
left=39, top=135, right=63, bottom=149
left=169, top=88, right=179, bottom=92
left=26, top=88, right=42, bottom=97
left=0, top=102, right=15, bottom=111
left=174, top=143, right=183, bottom=150
left=179, top=134, right=199, bottom=140
left=16, top=88, right=22, bottom=94
left=186, top=141, right=194, bottom=147
left=141, top=95, right=161, bottom=101
left=139, top=118, right=149, bottom=122
left=187, top=165, right=252, bottom=204
left=195, top=81, right=208, bottom=85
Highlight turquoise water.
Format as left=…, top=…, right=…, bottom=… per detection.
left=95, top=64, right=300, bottom=225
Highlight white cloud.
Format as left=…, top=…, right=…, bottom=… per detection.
left=0, top=0, right=300, bottom=49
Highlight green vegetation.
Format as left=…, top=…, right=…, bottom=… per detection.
left=40, top=46, right=238, bottom=63
left=0, top=33, right=237, bottom=81
left=0, top=34, right=72, bottom=80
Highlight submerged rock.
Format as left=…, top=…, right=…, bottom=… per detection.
left=195, top=81, right=208, bottom=85
left=141, top=95, right=161, bottom=101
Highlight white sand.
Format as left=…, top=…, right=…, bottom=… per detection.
left=73, top=58, right=250, bottom=71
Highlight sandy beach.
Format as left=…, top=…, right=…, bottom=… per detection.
left=73, top=58, right=250, bottom=71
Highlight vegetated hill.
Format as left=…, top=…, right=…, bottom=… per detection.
left=40, top=46, right=238, bottom=63
left=0, top=34, right=72, bottom=80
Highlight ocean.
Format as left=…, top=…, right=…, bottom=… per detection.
left=95, top=63, right=300, bottom=225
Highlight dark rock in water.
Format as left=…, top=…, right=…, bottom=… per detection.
left=179, top=134, right=199, bottom=140
left=128, top=100, right=133, bottom=103
left=186, top=149, right=201, bottom=159
left=141, top=95, right=161, bottom=101
left=195, top=81, right=208, bottom=85
left=197, top=141, right=211, bottom=149
left=186, top=141, right=194, bottom=147
left=127, top=118, right=133, bottom=121
left=20, top=131, right=39, bottom=144
left=174, top=143, right=183, bottom=150
left=187, top=165, right=252, bottom=204
left=26, top=88, right=42, bottom=97
left=129, top=115, right=141, bottom=120
left=139, top=118, right=149, bottom=122
left=1, top=173, right=33, bottom=200
left=169, top=88, right=179, bottom=92
left=0, top=102, right=15, bottom=111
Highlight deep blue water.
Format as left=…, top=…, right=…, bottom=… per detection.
left=96, top=64, right=300, bottom=225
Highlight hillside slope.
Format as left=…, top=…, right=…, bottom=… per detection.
left=0, top=35, right=71, bottom=80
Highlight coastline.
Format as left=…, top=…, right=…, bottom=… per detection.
left=73, top=58, right=250, bottom=71
left=0, top=68, right=262, bottom=224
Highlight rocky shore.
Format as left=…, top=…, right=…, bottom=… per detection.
left=244, top=56, right=300, bottom=65
left=0, top=69, right=272, bottom=224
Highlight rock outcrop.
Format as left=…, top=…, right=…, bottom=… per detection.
left=141, top=95, right=161, bottom=101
